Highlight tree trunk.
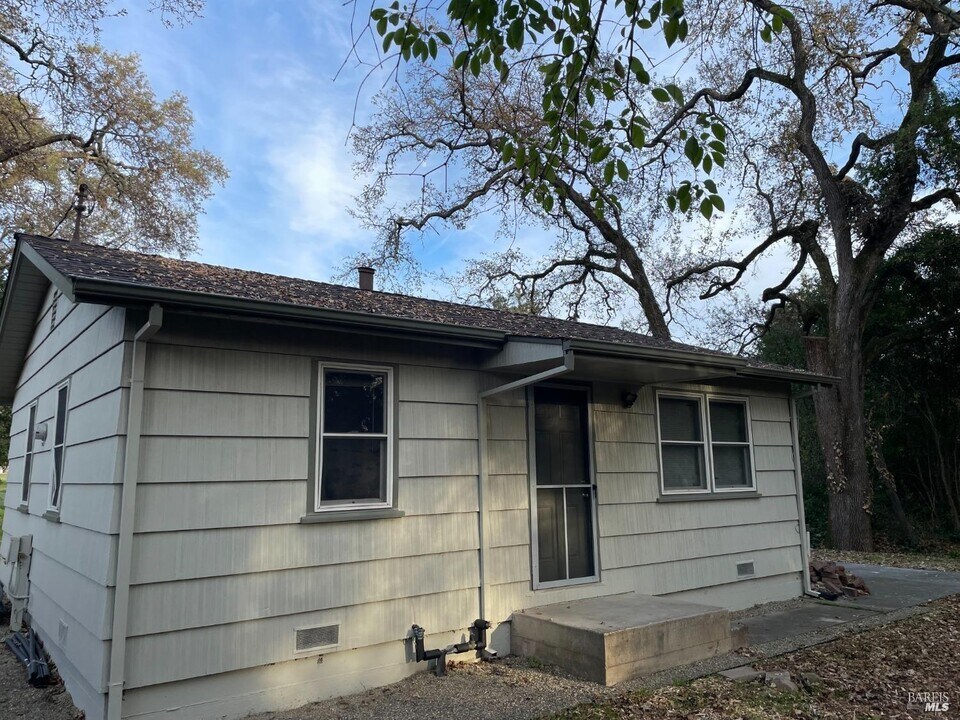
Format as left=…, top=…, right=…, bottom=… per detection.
left=804, top=333, right=875, bottom=551
left=866, top=425, right=919, bottom=546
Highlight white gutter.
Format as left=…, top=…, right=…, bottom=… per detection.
left=789, top=396, right=820, bottom=598
left=107, top=304, right=163, bottom=720
left=474, top=349, right=575, bottom=621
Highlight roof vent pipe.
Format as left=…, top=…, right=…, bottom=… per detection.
left=357, top=266, right=375, bottom=291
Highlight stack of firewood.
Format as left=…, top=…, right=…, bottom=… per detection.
left=809, top=560, right=871, bottom=600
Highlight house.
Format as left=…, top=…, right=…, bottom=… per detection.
left=0, top=234, right=830, bottom=720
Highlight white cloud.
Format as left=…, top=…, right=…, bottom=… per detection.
left=267, top=122, right=363, bottom=239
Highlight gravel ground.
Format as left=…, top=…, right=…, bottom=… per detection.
left=0, top=590, right=952, bottom=720
left=244, top=596, right=946, bottom=720
left=0, top=632, right=78, bottom=720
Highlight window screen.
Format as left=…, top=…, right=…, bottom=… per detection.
left=318, top=368, right=391, bottom=507
left=658, top=396, right=707, bottom=490
left=50, top=383, right=69, bottom=509
left=709, top=400, right=752, bottom=488
left=21, top=403, right=37, bottom=504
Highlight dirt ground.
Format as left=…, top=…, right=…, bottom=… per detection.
left=552, top=593, right=960, bottom=720
left=0, top=632, right=78, bottom=720
left=811, top=546, right=960, bottom=573
left=1, top=572, right=957, bottom=720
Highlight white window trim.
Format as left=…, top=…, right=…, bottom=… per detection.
left=314, top=362, right=394, bottom=513
left=708, top=394, right=758, bottom=492
left=20, top=400, right=39, bottom=506
left=48, top=380, right=70, bottom=511
left=655, top=390, right=757, bottom=496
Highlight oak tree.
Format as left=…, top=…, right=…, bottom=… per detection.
left=0, top=0, right=226, bottom=269
left=356, top=0, right=960, bottom=550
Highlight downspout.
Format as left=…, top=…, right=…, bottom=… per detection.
left=107, top=304, right=163, bottom=720
left=475, top=348, right=574, bottom=622
left=789, top=395, right=820, bottom=599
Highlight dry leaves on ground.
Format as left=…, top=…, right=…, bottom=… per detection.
left=551, top=594, right=960, bottom=719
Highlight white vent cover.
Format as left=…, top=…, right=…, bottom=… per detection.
left=295, top=624, right=339, bottom=652
left=736, top=561, right=756, bottom=578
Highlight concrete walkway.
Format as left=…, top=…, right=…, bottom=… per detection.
left=738, top=563, right=960, bottom=646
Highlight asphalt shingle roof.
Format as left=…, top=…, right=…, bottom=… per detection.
left=22, top=235, right=812, bottom=377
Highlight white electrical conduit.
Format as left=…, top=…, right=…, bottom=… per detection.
left=107, top=304, right=163, bottom=720
left=475, top=349, right=575, bottom=621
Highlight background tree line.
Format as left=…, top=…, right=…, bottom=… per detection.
left=759, top=227, right=960, bottom=548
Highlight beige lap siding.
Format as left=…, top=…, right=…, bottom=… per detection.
left=483, top=380, right=803, bottom=632
left=127, top=314, right=483, bottom=691
left=0, top=288, right=128, bottom=720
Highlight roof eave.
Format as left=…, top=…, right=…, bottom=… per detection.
left=566, top=338, right=836, bottom=386
left=69, top=277, right=508, bottom=349
left=735, top=365, right=838, bottom=386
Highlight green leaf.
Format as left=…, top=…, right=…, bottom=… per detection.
left=617, top=159, right=629, bottom=181
left=665, top=83, right=684, bottom=104
left=667, top=194, right=677, bottom=212
left=711, top=194, right=726, bottom=212
left=629, top=56, right=650, bottom=83
left=436, top=31, right=452, bottom=45
left=630, top=122, right=646, bottom=148
left=760, top=24, right=772, bottom=43
left=652, top=87, right=671, bottom=102
left=711, top=123, right=726, bottom=141
left=684, top=137, right=703, bottom=166
left=508, top=19, right=524, bottom=50
left=454, top=50, right=469, bottom=69
left=590, top=144, right=612, bottom=163
left=700, top=198, right=713, bottom=219
left=604, top=160, right=615, bottom=184
left=664, top=19, right=678, bottom=46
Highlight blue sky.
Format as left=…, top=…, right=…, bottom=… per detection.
left=97, top=2, right=800, bottom=344
left=101, top=2, right=482, bottom=284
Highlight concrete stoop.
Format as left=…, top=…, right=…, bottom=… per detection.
left=510, top=592, right=733, bottom=685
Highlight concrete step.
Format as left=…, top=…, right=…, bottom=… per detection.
left=510, top=592, right=732, bottom=685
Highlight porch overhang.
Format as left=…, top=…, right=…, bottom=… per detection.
left=483, top=337, right=836, bottom=387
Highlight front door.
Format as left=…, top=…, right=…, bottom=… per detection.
left=531, top=386, right=597, bottom=586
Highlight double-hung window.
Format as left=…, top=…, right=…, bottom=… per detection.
left=315, top=364, right=393, bottom=511
left=49, top=381, right=69, bottom=511
left=657, top=392, right=756, bottom=495
left=20, top=401, right=38, bottom=506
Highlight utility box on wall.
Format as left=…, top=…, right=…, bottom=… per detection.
left=2, top=533, right=33, bottom=631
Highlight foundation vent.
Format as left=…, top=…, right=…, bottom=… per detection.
left=296, top=624, right=340, bottom=652
left=736, top=561, right=756, bottom=579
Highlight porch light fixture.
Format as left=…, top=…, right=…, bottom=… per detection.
left=621, top=391, right=639, bottom=409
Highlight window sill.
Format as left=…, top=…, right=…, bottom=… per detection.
left=657, top=491, right=761, bottom=503
left=300, top=507, right=405, bottom=524
left=17, top=503, right=29, bottom=514
left=42, top=509, right=61, bottom=522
